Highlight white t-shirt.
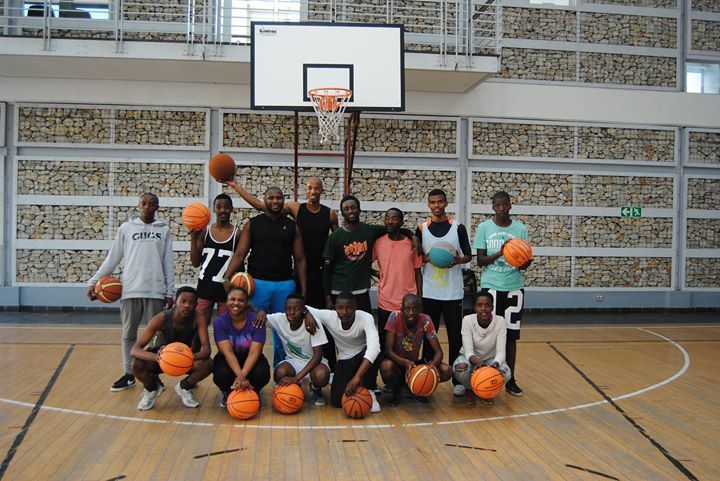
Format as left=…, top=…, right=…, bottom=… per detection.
left=307, top=307, right=380, bottom=363
left=459, top=313, right=507, bottom=366
left=266, top=312, right=328, bottom=362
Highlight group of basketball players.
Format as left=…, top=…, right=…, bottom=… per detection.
left=87, top=176, right=531, bottom=413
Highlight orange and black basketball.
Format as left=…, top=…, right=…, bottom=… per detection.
left=209, top=153, right=236, bottom=182
left=407, top=364, right=439, bottom=397
left=341, top=387, right=373, bottom=419
left=181, top=202, right=211, bottom=231
left=158, top=342, right=194, bottom=376
left=230, top=272, right=255, bottom=297
left=95, top=275, right=122, bottom=303
left=227, top=389, right=260, bottom=420
left=471, top=366, right=504, bottom=400
left=503, top=238, right=533, bottom=268
left=272, top=384, right=304, bottom=414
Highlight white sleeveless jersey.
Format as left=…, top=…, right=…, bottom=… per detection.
left=419, top=219, right=464, bottom=301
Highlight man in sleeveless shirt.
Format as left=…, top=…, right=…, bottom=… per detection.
left=224, top=187, right=308, bottom=367
left=415, top=188, right=473, bottom=396
left=225, top=177, right=338, bottom=367
left=190, top=194, right=238, bottom=324
left=131, top=287, right=212, bottom=411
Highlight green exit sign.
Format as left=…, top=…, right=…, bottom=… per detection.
left=620, top=206, right=643, bottom=218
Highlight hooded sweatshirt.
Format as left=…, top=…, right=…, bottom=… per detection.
left=88, top=216, right=175, bottom=300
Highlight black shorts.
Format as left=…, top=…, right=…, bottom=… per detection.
left=480, top=288, right=524, bottom=341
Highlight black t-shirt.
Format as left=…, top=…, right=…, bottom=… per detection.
left=296, top=203, right=331, bottom=271
left=414, top=219, right=472, bottom=255
left=248, top=213, right=297, bottom=281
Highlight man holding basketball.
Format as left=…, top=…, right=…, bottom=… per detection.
left=474, top=191, right=531, bottom=397
left=86, top=192, right=175, bottom=392
left=190, top=193, right=238, bottom=324
left=380, top=294, right=452, bottom=406
left=454, top=291, right=511, bottom=404
left=305, top=292, right=382, bottom=412
left=416, top=188, right=472, bottom=396
left=130, top=287, right=212, bottom=411
left=224, top=187, right=307, bottom=368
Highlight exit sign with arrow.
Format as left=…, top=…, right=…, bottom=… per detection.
left=620, top=206, right=643, bottom=218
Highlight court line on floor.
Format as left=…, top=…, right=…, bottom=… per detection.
left=0, top=328, right=690, bottom=431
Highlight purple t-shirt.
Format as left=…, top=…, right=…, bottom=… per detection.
left=213, top=310, right=266, bottom=356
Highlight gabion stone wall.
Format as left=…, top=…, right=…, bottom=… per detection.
left=579, top=53, right=676, bottom=87
left=473, top=122, right=574, bottom=158
left=503, top=8, right=576, bottom=41
left=121, top=0, right=199, bottom=42
left=692, top=0, right=720, bottom=12
left=222, top=113, right=456, bottom=155
left=583, top=0, right=677, bottom=7
left=17, top=160, right=109, bottom=195
left=17, top=206, right=109, bottom=240
left=471, top=172, right=573, bottom=206
left=686, top=219, right=720, bottom=249
left=576, top=217, right=673, bottom=248
left=575, top=257, right=672, bottom=287
left=500, top=48, right=576, bottom=82
left=18, top=106, right=207, bottom=146
left=470, top=214, right=572, bottom=248
left=689, top=131, right=720, bottom=164
left=174, top=252, right=196, bottom=285
left=223, top=165, right=342, bottom=201
left=18, top=107, right=111, bottom=144
left=580, top=13, right=677, bottom=48
left=522, top=257, right=572, bottom=288
left=352, top=169, right=456, bottom=203
left=574, top=175, right=674, bottom=208
left=577, top=127, right=675, bottom=162
left=686, top=258, right=720, bottom=287
left=687, top=178, right=720, bottom=209
left=691, top=20, right=720, bottom=51
left=113, top=163, right=204, bottom=197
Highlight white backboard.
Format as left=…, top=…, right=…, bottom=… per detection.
left=251, top=22, right=405, bottom=112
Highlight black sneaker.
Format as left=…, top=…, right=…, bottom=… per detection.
left=389, top=389, right=402, bottom=407
left=110, top=373, right=136, bottom=392
left=412, top=395, right=429, bottom=405
left=505, top=379, right=523, bottom=397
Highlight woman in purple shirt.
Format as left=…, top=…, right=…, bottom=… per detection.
left=212, top=286, right=270, bottom=407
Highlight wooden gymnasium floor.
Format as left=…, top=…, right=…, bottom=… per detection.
left=0, top=321, right=718, bottom=481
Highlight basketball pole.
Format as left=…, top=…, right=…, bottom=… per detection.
left=343, top=111, right=360, bottom=196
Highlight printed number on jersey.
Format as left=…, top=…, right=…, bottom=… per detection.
left=198, top=248, right=233, bottom=282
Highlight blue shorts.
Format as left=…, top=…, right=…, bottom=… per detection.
left=250, top=278, right=296, bottom=314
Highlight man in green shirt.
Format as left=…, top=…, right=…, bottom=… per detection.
left=473, top=191, right=532, bottom=397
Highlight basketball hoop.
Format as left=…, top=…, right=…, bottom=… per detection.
left=308, top=87, right=353, bottom=144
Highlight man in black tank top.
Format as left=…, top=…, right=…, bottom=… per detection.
left=224, top=187, right=308, bottom=367
left=131, top=287, right=212, bottom=411
left=190, top=194, right=238, bottom=324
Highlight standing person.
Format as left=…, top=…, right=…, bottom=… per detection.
left=86, top=192, right=175, bottom=392
left=212, top=286, right=271, bottom=407
left=189, top=193, right=237, bottom=324
left=130, top=287, right=212, bottom=411
left=453, top=291, right=511, bottom=405
left=265, top=293, right=331, bottom=406
left=379, top=294, right=452, bottom=406
left=473, top=191, right=531, bottom=397
left=305, top=292, right=382, bottom=413
left=416, top=188, right=472, bottom=397
left=224, top=187, right=307, bottom=367
left=225, top=177, right=338, bottom=368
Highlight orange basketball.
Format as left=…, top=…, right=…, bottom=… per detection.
left=471, top=366, right=504, bottom=400
left=95, top=275, right=122, bottom=303
left=158, top=342, right=194, bottom=376
left=272, top=384, right=304, bottom=414
left=181, top=202, right=211, bottom=231
left=230, top=272, right=255, bottom=297
left=407, top=364, right=439, bottom=397
left=209, top=153, right=236, bottom=182
left=503, top=238, right=533, bottom=268
left=341, top=387, right=373, bottom=419
left=226, top=389, right=260, bottom=420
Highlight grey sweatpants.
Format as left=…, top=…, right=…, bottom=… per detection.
left=120, top=297, right=164, bottom=374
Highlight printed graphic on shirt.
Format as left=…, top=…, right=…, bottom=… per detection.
left=285, top=342, right=309, bottom=360
left=343, top=241, right=368, bottom=261
left=428, top=264, right=449, bottom=287
left=486, top=232, right=517, bottom=274
left=228, top=333, right=253, bottom=352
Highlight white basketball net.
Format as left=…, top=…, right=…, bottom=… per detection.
left=308, top=88, right=352, bottom=144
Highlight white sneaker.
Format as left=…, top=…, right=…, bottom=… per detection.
left=453, top=384, right=466, bottom=396
left=369, top=389, right=381, bottom=413
left=138, top=384, right=165, bottom=411
left=174, top=382, right=199, bottom=408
